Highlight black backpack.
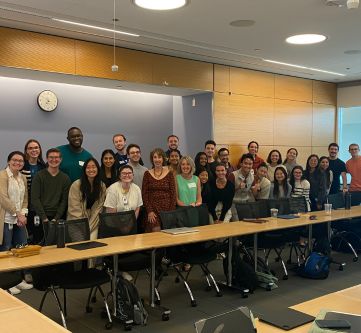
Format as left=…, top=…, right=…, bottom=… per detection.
left=223, top=246, right=258, bottom=292
left=115, top=276, right=148, bottom=326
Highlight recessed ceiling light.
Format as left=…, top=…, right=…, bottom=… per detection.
left=286, top=34, right=327, bottom=45
left=263, top=59, right=345, bottom=76
left=229, top=20, right=255, bottom=27
left=133, top=0, right=189, bottom=10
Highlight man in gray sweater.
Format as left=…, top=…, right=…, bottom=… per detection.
left=31, top=148, right=71, bottom=238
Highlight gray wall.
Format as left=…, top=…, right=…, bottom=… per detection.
left=0, top=76, right=174, bottom=168
left=172, top=93, right=213, bottom=159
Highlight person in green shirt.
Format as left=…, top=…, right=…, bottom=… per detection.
left=175, top=156, right=202, bottom=207
left=58, top=127, right=92, bottom=182
left=31, top=148, right=71, bottom=234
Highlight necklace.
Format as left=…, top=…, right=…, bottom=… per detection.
left=154, top=167, right=164, bottom=179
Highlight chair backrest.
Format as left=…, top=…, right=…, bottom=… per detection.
left=289, top=196, right=308, bottom=213
left=235, top=201, right=269, bottom=220
left=350, top=191, right=361, bottom=206
left=98, top=210, right=137, bottom=238
left=197, top=204, right=211, bottom=226
left=159, top=207, right=189, bottom=229
left=267, top=198, right=291, bottom=215
left=327, top=192, right=345, bottom=209
left=43, top=218, right=90, bottom=245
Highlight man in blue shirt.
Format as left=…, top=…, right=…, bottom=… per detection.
left=58, top=127, right=92, bottom=182
left=113, top=133, right=129, bottom=167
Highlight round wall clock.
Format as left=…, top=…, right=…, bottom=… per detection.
left=37, top=90, right=58, bottom=112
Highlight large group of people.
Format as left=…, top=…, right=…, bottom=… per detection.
left=1, top=126, right=360, bottom=294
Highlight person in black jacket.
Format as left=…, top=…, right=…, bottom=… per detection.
left=208, top=163, right=235, bottom=223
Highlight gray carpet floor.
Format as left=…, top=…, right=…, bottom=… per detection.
left=16, top=250, right=360, bottom=333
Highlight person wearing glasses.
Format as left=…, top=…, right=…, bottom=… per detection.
left=104, top=165, right=143, bottom=218
left=126, top=144, right=148, bottom=190
left=22, top=139, right=46, bottom=244
left=67, top=158, right=106, bottom=240
left=31, top=148, right=71, bottom=235
left=346, top=143, right=361, bottom=194
left=0, top=151, right=33, bottom=294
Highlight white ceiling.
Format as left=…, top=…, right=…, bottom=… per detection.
left=1, top=0, right=361, bottom=83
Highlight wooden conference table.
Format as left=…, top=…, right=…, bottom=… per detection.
left=257, top=284, right=361, bottom=332
left=0, top=206, right=360, bottom=316
left=0, top=288, right=70, bottom=332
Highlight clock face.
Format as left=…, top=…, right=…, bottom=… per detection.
left=37, top=90, right=58, bottom=112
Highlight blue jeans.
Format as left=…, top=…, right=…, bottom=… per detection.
left=0, top=223, right=27, bottom=251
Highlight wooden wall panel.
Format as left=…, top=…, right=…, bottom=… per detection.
left=152, top=55, right=213, bottom=91
left=274, top=100, right=313, bottom=146
left=275, top=75, right=312, bottom=102
left=313, top=81, right=337, bottom=105
left=312, top=103, right=336, bottom=146
left=230, top=67, right=275, bottom=98
left=213, top=93, right=274, bottom=145
left=311, top=146, right=329, bottom=158
left=0, top=27, right=75, bottom=74
left=214, top=64, right=230, bottom=93
left=75, top=41, right=153, bottom=83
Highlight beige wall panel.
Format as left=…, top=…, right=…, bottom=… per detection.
left=230, top=67, right=275, bottom=98
left=311, top=146, right=328, bottom=158
left=277, top=146, right=312, bottom=169
left=75, top=41, right=153, bottom=83
left=153, top=55, right=213, bottom=91
left=0, top=27, right=75, bottom=74
left=214, top=64, right=230, bottom=93
left=214, top=93, right=274, bottom=145
left=275, top=75, right=312, bottom=102
left=313, top=81, right=337, bottom=105
left=312, top=103, right=336, bottom=146
left=274, top=100, right=313, bottom=146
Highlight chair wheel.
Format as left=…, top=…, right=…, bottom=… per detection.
left=175, top=276, right=180, bottom=283
left=266, top=285, right=272, bottom=291
left=105, top=322, right=112, bottom=330
left=353, top=257, right=358, bottom=262
left=86, top=306, right=93, bottom=313
left=162, top=313, right=170, bottom=321
left=216, top=291, right=222, bottom=297
left=91, top=296, right=97, bottom=303
left=339, top=265, right=344, bottom=271
left=241, top=292, right=248, bottom=298
left=205, top=286, right=212, bottom=292
left=191, top=300, right=197, bottom=307
left=124, top=323, right=132, bottom=331
left=155, top=299, right=161, bottom=306
left=283, top=275, right=288, bottom=280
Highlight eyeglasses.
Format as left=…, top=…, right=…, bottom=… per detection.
left=121, top=172, right=133, bottom=176
left=11, top=159, right=24, bottom=164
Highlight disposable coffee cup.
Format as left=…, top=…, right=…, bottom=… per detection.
left=324, top=203, right=332, bottom=215
left=270, top=208, right=278, bottom=218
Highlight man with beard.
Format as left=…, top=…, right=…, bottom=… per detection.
left=58, top=127, right=92, bottom=182
left=328, top=142, right=347, bottom=194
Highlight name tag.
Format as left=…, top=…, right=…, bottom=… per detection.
left=79, top=161, right=85, bottom=167
left=187, top=182, right=197, bottom=189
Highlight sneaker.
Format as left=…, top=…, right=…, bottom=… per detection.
left=9, top=287, right=21, bottom=295
left=24, top=273, right=33, bottom=284
left=16, top=280, right=33, bottom=290
left=121, top=271, right=133, bottom=281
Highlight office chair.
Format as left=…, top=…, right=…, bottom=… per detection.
left=329, top=192, right=359, bottom=262
left=159, top=205, right=221, bottom=307
left=32, top=218, right=112, bottom=330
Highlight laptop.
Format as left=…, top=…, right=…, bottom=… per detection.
left=258, top=307, right=315, bottom=330
left=161, top=227, right=199, bottom=235
left=324, top=311, right=361, bottom=332
left=194, top=307, right=256, bottom=333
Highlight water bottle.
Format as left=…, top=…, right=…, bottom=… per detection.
left=345, top=192, right=351, bottom=210
left=56, top=220, right=65, bottom=248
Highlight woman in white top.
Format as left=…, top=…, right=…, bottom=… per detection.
left=266, top=149, right=283, bottom=182
left=104, top=165, right=143, bottom=218
left=289, top=165, right=311, bottom=212
left=0, top=151, right=28, bottom=252
left=283, top=148, right=299, bottom=177
left=319, top=156, right=334, bottom=195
